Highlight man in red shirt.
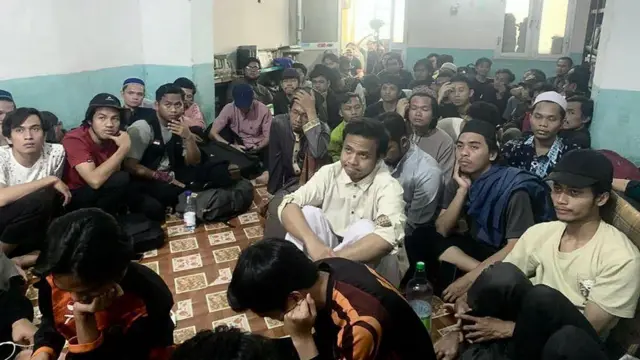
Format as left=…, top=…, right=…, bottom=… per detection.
left=62, top=93, right=131, bottom=215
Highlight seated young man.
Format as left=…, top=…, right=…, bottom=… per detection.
left=0, top=108, right=68, bottom=267
left=309, top=65, right=342, bottom=130
left=120, top=78, right=157, bottom=126
left=408, top=120, right=554, bottom=300
left=228, top=238, right=436, bottom=360
left=363, top=74, right=402, bottom=118
left=63, top=94, right=131, bottom=215
left=560, top=95, right=592, bottom=148
left=173, top=77, right=206, bottom=130
left=438, top=74, right=474, bottom=121
left=30, top=208, right=174, bottom=360
left=381, top=112, right=442, bottom=235
left=272, top=68, right=301, bottom=116
left=375, top=52, right=414, bottom=89
left=501, top=91, right=582, bottom=178
left=227, top=57, right=273, bottom=105
left=0, top=90, right=16, bottom=146
left=328, top=92, right=364, bottom=162
left=125, top=84, right=202, bottom=219
left=436, top=149, right=640, bottom=360
left=278, top=119, right=407, bottom=285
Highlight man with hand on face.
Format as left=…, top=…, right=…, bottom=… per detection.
left=30, top=208, right=174, bottom=360
left=273, top=68, right=301, bottom=116
left=62, top=94, right=131, bottom=216
left=120, top=78, right=156, bottom=127
left=125, top=84, right=202, bottom=220
left=328, top=92, right=364, bottom=162
left=438, top=75, right=474, bottom=120
left=436, top=150, right=639, bottom=360
left=173, top=77, right=206, bottom=130
left=309, top=65, right=342, bottom=130
left=364, top=74, right=403, bottom=118
left=278, top=119, right=407, bottom=285
left=228, top=239, right=437, bottom=360
left=502, top=91, right=582, bottom=178
left=0, top=108, right=68, bottom=268
left=408, top=120, right=553, bottom=302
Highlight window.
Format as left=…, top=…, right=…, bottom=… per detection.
left=498, top=0, right=576, bottom=58
left=391, top=0, right=406, bottom=43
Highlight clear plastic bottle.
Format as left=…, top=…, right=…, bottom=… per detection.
left=405, top=261, right=433, bottom=333
left=183, top=191, right=197, bottom=232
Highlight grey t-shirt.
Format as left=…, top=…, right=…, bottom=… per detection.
left=411, top=128, right=455, bottom=183
left=127, top=119, right=174, bottom=171
left=441, top=180, right=535, bottom=244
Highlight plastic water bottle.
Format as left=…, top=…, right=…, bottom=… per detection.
left=183, top=191, right=197, bottom=232
left=406, top=261, right=433, bottom=333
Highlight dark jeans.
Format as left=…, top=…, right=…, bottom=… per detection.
left=0, top=188, right=58, bottom=256
left=68, top=171, right=130, bottom=215
left=219, top=125, right=268, bottom=170
left=129, top=180, right=184, bottom=222
left=463, top=262, right=607, bottom=360
left=403, top=225, right=498, bottom=294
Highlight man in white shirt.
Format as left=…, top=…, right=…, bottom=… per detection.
left=278, top=118, right=407, bottom=285
left=436, top=149, right=640, bottom=360
left=0, top=108, right=70, bottom=267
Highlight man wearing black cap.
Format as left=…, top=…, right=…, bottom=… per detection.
left=364, top=74, right=403, bottom=118
left=437, top=149, right=640, bottom=360
left=407, top=120, right=554, bottom=302
left=62, top=93, right=131, bottom=215
left=0, top=90, right=16, bottom=146
left=272, top=68, right=301, bottom=116
left=120, top=78, right=156, bottom=126
left=227, top=57, right=273, bottom=105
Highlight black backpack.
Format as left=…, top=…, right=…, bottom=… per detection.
left=117, top=213, right=165, bottom=253
left=176, top=179, right=254, bottom=224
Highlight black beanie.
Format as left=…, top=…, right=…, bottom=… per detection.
left=460, top=119, right=498, bottom=150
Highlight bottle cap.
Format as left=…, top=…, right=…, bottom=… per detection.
left=416, top=262, right=425, bottom=271
left=185, top=190, right=192, bottom=196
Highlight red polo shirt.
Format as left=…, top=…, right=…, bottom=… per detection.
left=62, top=126, right=118, bottom=190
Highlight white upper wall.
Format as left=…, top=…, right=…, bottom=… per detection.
left=405, top=0, right=589, bottom=54
left=214, top=0, right=291, bottom=54
left=139, top=0, right=192, bottom=66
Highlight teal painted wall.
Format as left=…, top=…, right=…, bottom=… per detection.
left=405, top=47, right=583, bottom=79
left=0, top=63, right=214, bottom=129
left=591, top=85, right=640, bottom=164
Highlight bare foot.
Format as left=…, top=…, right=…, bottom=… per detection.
left=255, top=171, right=269, bottom=185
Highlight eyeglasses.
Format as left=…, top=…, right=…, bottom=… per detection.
left=246, top=65, right=260, bottom=71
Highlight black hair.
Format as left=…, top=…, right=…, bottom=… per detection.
left=322, top=52, right=340, bottom=64
left=361, top=74, right=381, bottom=91
left=427, top=53, right=439, bottom=59
left=292, top=62, right=308, bottom=76
left=34, top=208, right=134, bottom=286
left=339, top=56, right=351, bottom=70
left=41, top=111, right=61, bottom=143
left=379, top=111, right=410, bottom=144
left=227, top=239, right=319, bottom=313
left=171, top=326, right=278, bottom=360
left=408, top=92, right=440, bottom=128
left=308, top=64, right=333, bottom=82
left=449, top=74, right=473, bottom=88
left=246, top=57, right=262, bottom=68
left=475, top=57, right=493, bottom=67
left=495, top=68, right=516, bottom=83
left=337, top=92, right=362, bottom=106
left=2, top=107, right=47, bottom=138
left=409, top=79, right=433, bottom=89
left=566, top=66, right=591, bottom=94
left=558, top=56, right=574, bottom=67
left=83, top=106, right=126, bottom=130
left=526, top=69, right=547, bottom=82
left=437, top=54, right=454, bottom=67
left=413, top=58, right=432, bottom=72
left=469, top=101, right=501, bottom=127
left=379, top=74, right=403, bottom=89
left=173, top=77, right=197, bottom=94
left=156, top=83, right=185, bottom=102
left=385, top=52, right=403, bottom=66
left=437, top=70, right=456, bottom=80
left=566, top=95, right=594, bottom=120
left=531, top=82, right=555, bottom=94
left=343, top=117, right=390, bottom=158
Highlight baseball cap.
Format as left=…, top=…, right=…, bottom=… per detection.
left=546, top=149, right=613, bottom=191
left=89, top=93, right=123, bottom=109
left=0, top=90, right=14, bottom=102
left=533, top=91, right=567, bottom=111
left=282, top=68, right=300, bottom=80
left=232, top=83, right=255, bottom=109
left=460, top=119, right=498, bottom=150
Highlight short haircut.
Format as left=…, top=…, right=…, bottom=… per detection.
left=227, top=239, right=319, bottom=313
left=322, top=52, right=339, bottom=64
left=475, top=57, right=493, bottom=67
left=449, top=74, right=473, bottom=88
left=34, top=208, right=134, bottom=286
left=361, top=74, right=381, bottom=90
left=567, top=66, right=591, bottom=92
left=413, top=58, right=431, bottom=71
left=409, top=93, right=440, bottom=127
left=343, top=117, right=390, bottom=157
left=437, top=70, right=456, bottom=80
left=409, top=79, right=433, bottom=89
left=41, top=111, right=61, bottom=143
left=156, top=83, right=185, bottom=102
left=427, top=53, right=439, bottom=59
left=526, top=69, right=547, bottom=82
left=173, top=77, right=197, bottom=94
left=379, top=74, right=403, bottom=89
left=386, top=52, right=403, bottom=63
left=558, top=56, right=574, bottom=67
left=495, top=68, right=516, bottom=83
left=170, top=326, right=277, bottom=360
left=380, top=111, right=410, bottom=144
left=308, top=64, right=334, bottom=82
left=338, top=92, right=362, bottom=106
left=438, top=54, right=454, bottom=67
left=566, top=95, right=594, bottom=119
left=292, top=62, right=308, bottom=75
left=469, top=101, right=501, bottom=127
left=246, top=57, right=261, bottom=67
left=2, top=107, right=47, bottom=138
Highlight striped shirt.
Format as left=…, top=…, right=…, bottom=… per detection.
left=314, top=258, right=436, bottom=360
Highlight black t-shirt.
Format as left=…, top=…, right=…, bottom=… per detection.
left=441, top=180, right=535, bottom=245
left=559, top=127, right=591, bottom=148
left=364, top=101, right=387, bottom=118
